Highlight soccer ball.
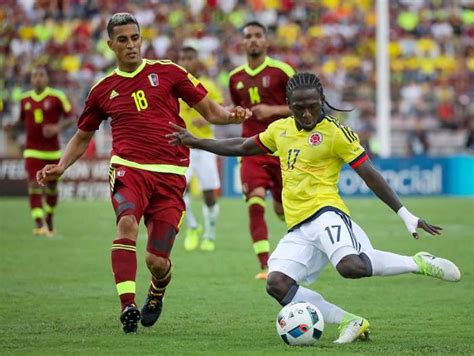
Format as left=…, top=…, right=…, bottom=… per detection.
left=276, top=302, right=324, bottom=346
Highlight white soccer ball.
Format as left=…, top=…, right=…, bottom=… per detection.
left=276, top=302, right=324, bottom=346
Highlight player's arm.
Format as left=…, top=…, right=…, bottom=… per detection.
left=193, top=96, right=251, bottom=125
left=354, top=159, right=442, bottom=239
left=168, top=122, right=265, bottom=156
left=37, top=129, right=94, bottom=185
left=3, top=103, right=25, bottom=137
left=3, top=119, right=23, bottom=137
left=251, top=104, right=291, bottom=121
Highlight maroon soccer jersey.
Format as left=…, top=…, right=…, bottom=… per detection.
left=78, top=59, right=207, bottom=169
left=19, top=87, right=72, bottom=153
left=228, top=56, right=295, bottom=138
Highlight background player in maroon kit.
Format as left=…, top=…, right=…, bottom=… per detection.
left=37, top=13, right=250, bottom=334
left=4, top=67, right=73, bottom=237
left=228, top=22, right=295, bottom=279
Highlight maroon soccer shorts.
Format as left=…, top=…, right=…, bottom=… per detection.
left=109, top=165, right=186, bottom=231
left=240, top=155, right=283, bottom=203
left=25, top=158, right=60, bottom=181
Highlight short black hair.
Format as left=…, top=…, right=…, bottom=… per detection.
left=107, top=12, right=140, bottom=38
left=287, top=72, right=351, bottom=112
left=180, top=46, right=198, bottom=55
left=242, top=21, right=267, bottom=34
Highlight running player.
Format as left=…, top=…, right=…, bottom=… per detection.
left=4, top=67, right=73, bottom=237
left=168, top=72, right=461, bottom=344
left=37, top=13, right=250, bottom=334
left=178, top=46, right=223, bottom=252
left=229, top=21, right=295, bottom=279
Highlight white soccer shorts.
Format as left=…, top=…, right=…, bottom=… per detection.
left=185, top=149, right=221, bottom=191
left=268, top=209, right=373, bottom=285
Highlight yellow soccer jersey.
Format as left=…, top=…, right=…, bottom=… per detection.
left=256, top=115, right=368, bottom=230
left=179, top=76, right=223, bottom=139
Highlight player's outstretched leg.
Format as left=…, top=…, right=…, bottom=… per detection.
left=266, top=271, right=370, bottom=344
left=344, top=221, right=461, bottom=282
left=248, top=195, right=270, bottom=279
left=412, top=251, right=461, bottom=281
left=350, top=250, right=461, bottom=282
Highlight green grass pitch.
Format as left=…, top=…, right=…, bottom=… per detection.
left=0, top=197, right=473, bottom=355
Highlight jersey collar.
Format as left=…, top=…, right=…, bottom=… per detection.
left=115, top=59, right=146, bottom=78
left=292, top=113, right=327, bottom=132
left=243, top=56, right=270, bottom=77
left=29, top=87, right=51, bottom=102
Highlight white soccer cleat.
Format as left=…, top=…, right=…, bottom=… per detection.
left=413, top=252, right=461, bottom=282
left=333, top=316, right=370, bottom=344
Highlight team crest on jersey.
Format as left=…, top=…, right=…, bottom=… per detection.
left=25, top=102, right=32, bottom=110
left=116, top=169, right=126, bottom=177
left=236, top=81, right=244, bottom=90
left=43, top=100, right=50, bottom=110
left=308, top=132, right=323, bottom=146
left=148, top=73, right=159, bottom=87
left=262, top=76, right=271, bottom=88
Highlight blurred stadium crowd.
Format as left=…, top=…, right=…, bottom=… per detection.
left=1, top=0, right=473, bottom=156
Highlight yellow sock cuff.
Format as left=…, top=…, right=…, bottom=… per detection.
left=31, top=207, right=44, bottom=219
left=44, top=204, right=55, bottom=214
left=253, top=240, right=270, bottom=254
left=247, top=196, right=266, bottom=208
left=116, top=281, right=135, bottom=295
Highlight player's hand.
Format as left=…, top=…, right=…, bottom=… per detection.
left=229, top=106, right=252, bottom=123
left=414, top=219, right=443, bottom=239
left=167, top=122, right=197, bottom=147
left=42, top=124, right=59, bottom=138
left=36, top=164, right=65, bottom=186
left=397, top=207, right=442, bottom=239
left=251, top=104, right=274, bottom=121
left=2, top=122, right=17, bottom=139
left=3, top=122, right=14, bottom=132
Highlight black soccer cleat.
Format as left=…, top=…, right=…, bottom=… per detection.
left=140, top=293, right=163, bottom=327
left=120, top=304, right=141, bottom=334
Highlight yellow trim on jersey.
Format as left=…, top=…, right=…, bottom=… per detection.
left=229, top=64, right=245, bottom=78
left=110, top=155, right=187, bottom=175
left=21, top=87, right=72, bottom=112
left=88, top=71, right=116, bottom=94
left=21, top=88, right=49, bottom=102
left=229, top=57, right=295, bottom=78
left=116, top=281, right=136, bottom=296
left=253, top=240, right=270, bottom=254
left=114, top=59, right=147, bottom=78
left=23, top=149, right=62, bottom=160
left=266, top=57, right=295, bottom=78
left=145, top=59, right=188, bottom=73
left=48, top=88, right=72, bottom=112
